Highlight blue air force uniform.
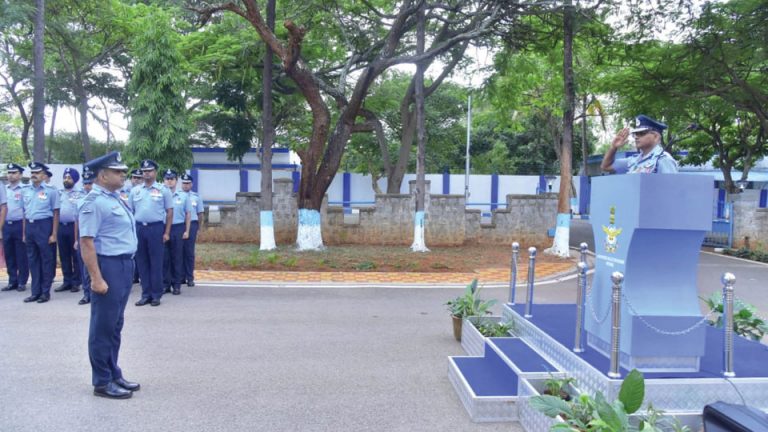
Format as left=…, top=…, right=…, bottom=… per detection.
left=162, top=170, right=191, bottom=294
left=130, top=159, right=172, bottom=305
left=56, top=168, right=83, bottom=292
left=21, top=162, right=60, bottom=303
left=612, top=115, right=679, bottom=174
left=79, top=151, right=139, bottom=399
left=181, top=174, right=204, bottom=286
left=77, top=168, right=95, bottom=305
left=2, top=164, right=29, bottom=291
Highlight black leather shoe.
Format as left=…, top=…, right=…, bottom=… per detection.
left=78, top=297, right=90, bottom=305
left=71, top=286, right=81, bottom=293
left=54, top=284, right=72, bottom=292
left=23, top=295, right=40, bottom=303
left=17, top=285, right=26, bottom=292
left=150, top=299, right=161, bottom=307
left=187, top=281, right=195, bottom=287
left=135, top=298, right=150, bottom=306
left=164, top=286, right=171, bottom=294
left=132, top=278, right=139, bottom=284
left=172, top=287, right=180, bottom=295
left=114, top=377, right=140, bottom=392
left=36, top=295, right=50, bottom=303
left=1, top=285, right=17, bottom=292
left=93, top=382, right=132, bottom=399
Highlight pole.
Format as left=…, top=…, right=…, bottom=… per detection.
left=608, top=271, right=624, bottom=378
left=524, top=247, right=536, bottom=318
left=722, top=272, right=736, bottom=378
left=573, top=262, right=587, bottom=353
left=508, top=242, right=520, bottom=304
left=465, top=95, right=471, bottom=201
left=579, top=242, right=588, bottom=264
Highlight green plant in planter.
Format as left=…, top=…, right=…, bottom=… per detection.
left=530, top=369, right=689, bottom=431
left=471, top=319, right=515, bottom=337
left=542, top=375, right=577, bottom=401
left=702, top=292, right=768, bottom=341
left=445, top=279, right=496, bottom=318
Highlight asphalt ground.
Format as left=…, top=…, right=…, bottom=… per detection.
left=0, top=247, right=765, bottom=431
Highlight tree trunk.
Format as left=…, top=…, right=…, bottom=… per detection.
left=260, top=0, right=277, bottom=251
left=411, top=3, right=428, bottom=252
left=32, top=0, right=46, bottom=161
left=49, top=104, right=57, bottom=141
left=21, top=120, right=32, bottom=160
left=77, top=86, right=92, bottom=161
left=549, top=0, right=575, bottom=258
left=388, top=105, right=416, bottom=193
left=581, top=93, right=588, bottom=175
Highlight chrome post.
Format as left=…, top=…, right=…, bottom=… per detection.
left=508, top=242, right=520, bottom=304
left=722, top=272, right=736, bottom=378
left=573, top=262, right=587, bottom=353
left=580, top=242, right=589, bottom=264
left=524, top=247, right=536, bottom=318
left=607, top=271, right=624, bottom=378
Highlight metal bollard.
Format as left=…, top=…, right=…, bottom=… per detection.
left=508, top=242, right=520, bottom=304
left=722, top=272, right=736, bottom=378
left=579, top=242, right=588, bottom=264
left=607, top=271, right=624, bottom=378
left=524, top=247, right=537, bottom=318
left=573, top=262, right=587, bottom=353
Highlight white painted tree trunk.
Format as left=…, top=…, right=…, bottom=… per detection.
left=296, top=209, right=324, bottom=251
left=410, top=210, right=430, bottom=252
left=259, top=210, right=276, bottom=251
left=546, top=213, right=571, bottom=258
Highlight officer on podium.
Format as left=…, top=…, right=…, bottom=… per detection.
left=79, top=151, right=140, bottom=399
left=601, top=115, right=678, bottom=174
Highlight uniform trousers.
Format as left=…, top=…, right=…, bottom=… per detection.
left=136, top=222, right=165, bottom=301
left=163, top=223, right=185, bottom=289
left=89, top=254, right=133, bottom=387
left=25, top=218, right=55, bottom=297
left=57, top=222, right=82, bottom=287
left=2, top=221, right=29, bottom=286
left=183, top=221, right=199, bottom=283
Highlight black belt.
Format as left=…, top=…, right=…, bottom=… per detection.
left=26, top=217, right=52, bottom=224
left=60, top=221, right=74, bottom=226
left=137, top=221, right=163, bottom=227
left=5, top=220, right=22, bottom=225
left=97, top=253, right=135, bottom=260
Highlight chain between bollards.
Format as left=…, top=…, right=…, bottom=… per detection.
left=573, top=262, right=587, bottom=353
left=524, top=247, right=536, bottom=318
left=508, top=242, right=520, bottom=305
left=608, top=271, right=624, bottom=379
left=722, top=272, right=736, bottom=378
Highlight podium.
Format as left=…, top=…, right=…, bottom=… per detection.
left=586, top=174, right=714, bottom=372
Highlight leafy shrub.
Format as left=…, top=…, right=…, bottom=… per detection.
left=469, top=318, right=515, bottom=337
left=354, top=261, right=376, bottom=270
left=702, top=292, right=768, bottom=341
left=446, top=279, right=496, bottom=318
left=723, top=247, right=768, bottom=263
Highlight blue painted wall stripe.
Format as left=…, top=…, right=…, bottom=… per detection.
left=192, top=147, right=290, bottom=154
left=579, top=175, right=590, bottom=215
left=717, top=189, right=726, bottom=218
left=239, top=169, right=248, bottom=193
left=538, top=175, right=546, bottom=194
left=343, top=172, right=351, bottom=209
left=760, top=189, right=767, bottom=208
left=191, top=168, right=199, bottom=193
left=191, top=163, right=298, bottom=170
left=442, top=168, right=450, bottom=194
left=291, top=171, right=300, bottom=193
left=491, top=173, right=499, bottom=211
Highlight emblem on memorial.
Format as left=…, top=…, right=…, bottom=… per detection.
left=602, top=206, right=622, bottom=253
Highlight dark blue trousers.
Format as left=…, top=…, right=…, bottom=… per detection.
left=2, top=221, right=29, bottom=287
left=136, top=222, right=165, bottom=301
left=183, top=221, right=199, bottom=283
left=79, top=250, right=91, bottom=300
left=25, top=218, right=55, bottom=297
left=57, top=223, right=81, bottom=287
left=89, top=254, right=133, bottom=387
left=163, top=223, right=185, bottom=289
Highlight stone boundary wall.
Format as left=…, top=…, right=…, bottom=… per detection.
left=211, top=178, right=558, bottom=246
left=732, top=190, right=768, bottom=250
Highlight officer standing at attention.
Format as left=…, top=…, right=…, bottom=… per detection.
left=55, top=168, right=83, bottom=294
left=601, top=115, right=678, bottom=174
left=0, top=173, right=6, bottom=266
left=79, top=151, right=140, bottom=399
left=129, top=168, right=143, bottom=284
left=180, top=174, right=203, bottom=287
left=21, top=162, right=60, bottom=303
left=75, top=168, right=95, bottom=305
left=2, top=163, right=29, bottom=292
left=130, top=160, right=172, bottom=307
left=162, top=169, right=191, bottom=295
left=43, top=168, right=59, bottom=280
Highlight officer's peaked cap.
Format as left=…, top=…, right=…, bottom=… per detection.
left=180, top=173, right=193, bottom=183
left=630, top=115, right=667, bottom=134
left=140, top=159, right=158, bottom=171
left=28, top=161, right=49, bottom=173
left=163, top=169, right=178, bottom=179
left=6, top=163, right=24, bottom=173
left=84, top=151, right=129, bottom=174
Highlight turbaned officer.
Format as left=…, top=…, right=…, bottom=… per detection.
left=79, top=152, right=140, bottom=399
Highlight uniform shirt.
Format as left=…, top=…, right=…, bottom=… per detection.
left=21, top=183, right=60, bottom=220
left=0, top=182, right=6, bottom=206
left=5, top=183, right=25, bottom=221
left=119, top=182, right=133, bottom=210
left=129, top=182, right=172, bottom=223
left=59, top=188, right=85, bottom=223
left=78, top=184, right=137, bottom=256
left=612, top=144, right=678, bottom=174
left=188, top=192, right=205, bottom=222
left=170, top=189, right=192, bottom=225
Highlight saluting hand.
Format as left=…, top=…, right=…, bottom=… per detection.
left=611, top=127, right=630, bottom=150
left=92, top=278, right=108, bottom=295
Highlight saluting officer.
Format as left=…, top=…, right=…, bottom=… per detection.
left=601, top=115, right=679, bottom=174
left=21, top=162, right=60, bottom=304
left=55, top=168, right=83, bottom=294
left=130, top=160, right=172, bottom=307
left=162, top=169, right=191, bottom=295
left=180, top=174, right=204, bottom=287
left=79, top=151, right=140, bottom=399
left=2, top=163, right=29, bottom=292
left=76, top=168, right=95, bottom=305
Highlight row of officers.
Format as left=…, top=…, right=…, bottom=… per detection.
left=0, top=157, right=205, bottom=308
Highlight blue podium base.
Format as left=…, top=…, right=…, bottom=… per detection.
left=587, top=333, right=700, bottom=373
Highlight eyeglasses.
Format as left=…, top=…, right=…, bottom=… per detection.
left=631, top=130, right=652, bottom=138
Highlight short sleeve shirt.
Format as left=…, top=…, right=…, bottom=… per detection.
left=21, top=183, right=60, bottom=220
left=59, top=188, right=85, bottom=223
left=130, top=182, right=173, bottom=223
left=189, top=192, right=204, bottom=221
left=170, top=190, right=192, bottom=225
left=5, top=183, right=25, bottom=221
left=78, top=185, right=137, bottom=256
left=613, top=144, right=678, bottom=174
